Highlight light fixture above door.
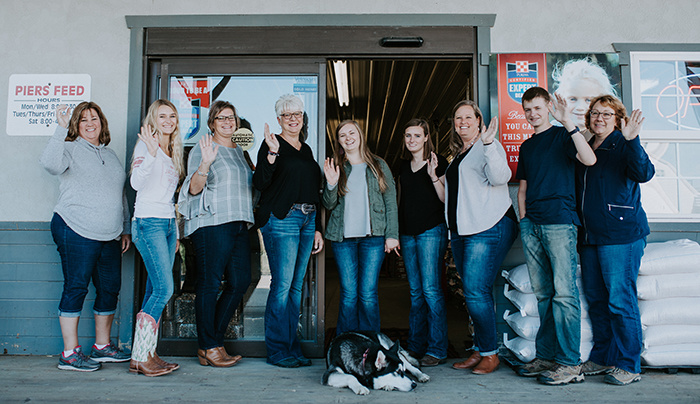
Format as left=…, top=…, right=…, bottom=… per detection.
left=333, top=60, right=349, bottom=107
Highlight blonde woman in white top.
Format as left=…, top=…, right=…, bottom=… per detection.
left=129, top=99, right=184, bottom=377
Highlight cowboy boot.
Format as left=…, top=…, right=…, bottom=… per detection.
left=153, top=320, right=179, bottom=371
left=129, top=312, right=172, bottom=377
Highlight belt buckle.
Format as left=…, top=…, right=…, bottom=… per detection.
left=301, top=204, right=310, bottom=215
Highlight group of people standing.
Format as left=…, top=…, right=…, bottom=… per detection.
left=42, top=87, right=653, bottom=385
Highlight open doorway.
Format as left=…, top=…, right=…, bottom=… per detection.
left=323, top=59, right=475, bottom=358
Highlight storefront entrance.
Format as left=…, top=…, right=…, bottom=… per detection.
left=126, top=16, right=492, bottom=357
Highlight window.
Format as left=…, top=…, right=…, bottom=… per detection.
left=630, top=52, right=700, bottom=220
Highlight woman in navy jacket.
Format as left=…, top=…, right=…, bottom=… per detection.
left=575, top=95, right=654, bottom=386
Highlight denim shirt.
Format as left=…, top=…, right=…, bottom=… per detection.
left=323, top=158, right=398, bottom=242
left=575, top=130, right=655, bottom=245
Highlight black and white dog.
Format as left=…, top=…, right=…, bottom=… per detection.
left=322, top=331, right=430, bottom=395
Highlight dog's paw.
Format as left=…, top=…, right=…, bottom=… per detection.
left=352, top=385, right=371, bottom=395
left=380, top=385, right=394, bottom=391
left=416, top=373, right=430, bottom=383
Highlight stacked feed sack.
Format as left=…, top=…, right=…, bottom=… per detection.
left=502, top=263, right=593, bottom=363
left=638, top=239, right=700, bottom=367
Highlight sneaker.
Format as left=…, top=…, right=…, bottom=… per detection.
left=296, top=357, right=312, bottom=367
left=58, top=346, right=102, bottom=372
left=90, top=341, right=131, bottom=363
left=538, top=364, right=584, bottom=385
left=581, top=360, right=613, bottom=376
left=604, top=368, right=641, bottom=385
left=517, top=358, right=556, bottom=377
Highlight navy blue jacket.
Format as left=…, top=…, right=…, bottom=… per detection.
left=575, top=130, right=655, bottom=245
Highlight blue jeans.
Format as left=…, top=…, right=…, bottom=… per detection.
left=400, top=223, right=448, bottom=359
left=260, top=210, right=316, bottom=364
left=332, top=236, right=386, bottom=334
left=50, top=213, right=122, bottom=317
left=520, top=217, right=581, bottom=366
left=132, top=217, right=177, bottom=323
left=452, top=215, right=518, bottom=356
left=191, top=221, right=251, bottom=350
left=579, top=239, right=645, bottom=373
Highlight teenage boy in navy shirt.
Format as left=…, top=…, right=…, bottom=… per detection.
left=515, top=86, right=596, bottom=385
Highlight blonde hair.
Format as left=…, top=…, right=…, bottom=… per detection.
left=553, top=58, right=617, bottom=97
left=332, top=120, right=389, bottom=197
left=132, top=99, right=185, bottom=178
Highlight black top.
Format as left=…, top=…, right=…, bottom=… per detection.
left=253, top=135, right=322, bottom=229
left=445, top=148, right=470, bottom=234
left=399, top=155, right=448, bottom=236
left=515, top=125, right=580, bottom=225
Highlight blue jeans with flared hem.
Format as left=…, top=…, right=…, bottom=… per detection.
left=261, top=210, right=316, bottom=365
left=132, top=217, right=177, bottom=323
left=400, top=223, right=449, bottom=359
left=191, top=221, right=252, bottom=350
left=51, top=213, right=122, bottom=317
left=452, top=215, right=518, bottom=357
left=332, top=236, right=386, bottom=335
left=520, top=217, right=581, bottom=366
left=579, top=238, right=645, bottom=374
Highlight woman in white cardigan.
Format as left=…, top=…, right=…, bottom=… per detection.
left=445, top=100, right=518, bottom=375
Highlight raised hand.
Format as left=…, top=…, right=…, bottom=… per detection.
left=324, top=157, right=340, bottom=186
left=56, top=104, right=71, bottom=128
left=427, top=152, right=439, bottom=180
left=199, top=133, right=219, bottom=166
left=263, top=123, right=280, bottom=153
left=548, top=92, right=569, bottom=124
left=481, top=117, right=499, bottom=145
left=137, top=124, right=159, bottom=157
left=621, top=109, right=645, bottom=141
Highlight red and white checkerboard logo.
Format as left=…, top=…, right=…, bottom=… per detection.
left=515, top=61, right=529, bottom=73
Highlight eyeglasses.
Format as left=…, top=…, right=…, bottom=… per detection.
left=590, top=110, right=615, bottom=120
left=215, top=115, right=236, bottom=122
left=280, top=111, right=303, bottom=120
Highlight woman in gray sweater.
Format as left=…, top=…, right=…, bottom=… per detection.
left=40, top=102, right=131, bottom=372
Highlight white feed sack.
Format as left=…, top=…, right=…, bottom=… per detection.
left=639, top=239, right=700, bottom=276
left=643, top=325, right=700, bottom=348
left=637, top=272, right=700, bottom=300
left=503, top=333, right=593, bottom=363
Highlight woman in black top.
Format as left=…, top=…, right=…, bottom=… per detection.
left=398, top=119, right=449, bottom=367
left=253, top=94, right=323, bottom=368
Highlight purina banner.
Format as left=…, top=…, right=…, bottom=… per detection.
left=497, top=53, right=547, bottom=181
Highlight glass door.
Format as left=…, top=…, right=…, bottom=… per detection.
left=146, top=57, right=327, bottom=357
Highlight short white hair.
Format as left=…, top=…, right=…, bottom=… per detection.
left=275, top=94, right=304, bottom=116
left=553, top=58, right=617, bottom=97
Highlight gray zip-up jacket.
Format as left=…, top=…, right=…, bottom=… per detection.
left=40, top=125, right=130, bottom=241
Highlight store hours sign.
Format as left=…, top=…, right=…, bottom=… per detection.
left=6, top=74, right=91, bottom=136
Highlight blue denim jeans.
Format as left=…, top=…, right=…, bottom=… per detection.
left=260, top=210, right=316, bottom=365
left=191, top=221, right=251, bottom=350
left=132, top=217, right=177, bottom=323
left=520, top=217, right=581, bottom=366
left=579, top=238, right=645, bottom=373
left=400, top=223, right=448, bottom=359
left=452, top=215, right=518, bottom=356
left=332, top=236, right=386, bottom=335
left=50, top=213, right=122, bottom=317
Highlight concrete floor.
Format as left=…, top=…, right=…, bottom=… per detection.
left=1, top=355, right=698, bottom=403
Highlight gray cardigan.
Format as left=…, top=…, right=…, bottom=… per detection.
left=40, top=126, right=130, bottom=241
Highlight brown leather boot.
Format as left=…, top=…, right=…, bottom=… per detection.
left=197, top=347, right=241, bottom=367
left=153, top=352, right=180, bottom=371
left=452, top=351, right=482, bottom=370
left=129, top=354, right=173, bottom=377
left=472, top=354, right=499, bottom=374
left=216, top=346, right=242, bottom=365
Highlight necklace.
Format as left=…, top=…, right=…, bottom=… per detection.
left=462, top=134, right=480, bottom=152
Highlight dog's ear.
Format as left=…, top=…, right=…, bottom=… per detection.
left=375, top=350, right=387, bottom=370
left=390, top=342, right=400, bottom=354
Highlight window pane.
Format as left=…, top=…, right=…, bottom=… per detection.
left=643, top=142, right=676, bottom=177
left=642, top=178, right=678, bottom=214
left=641, top=96, right=682, bottom=130
left=640, top=61, right=676, bottom=95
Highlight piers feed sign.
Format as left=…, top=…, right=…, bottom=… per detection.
left=6, top=74, right=91, bottom=136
